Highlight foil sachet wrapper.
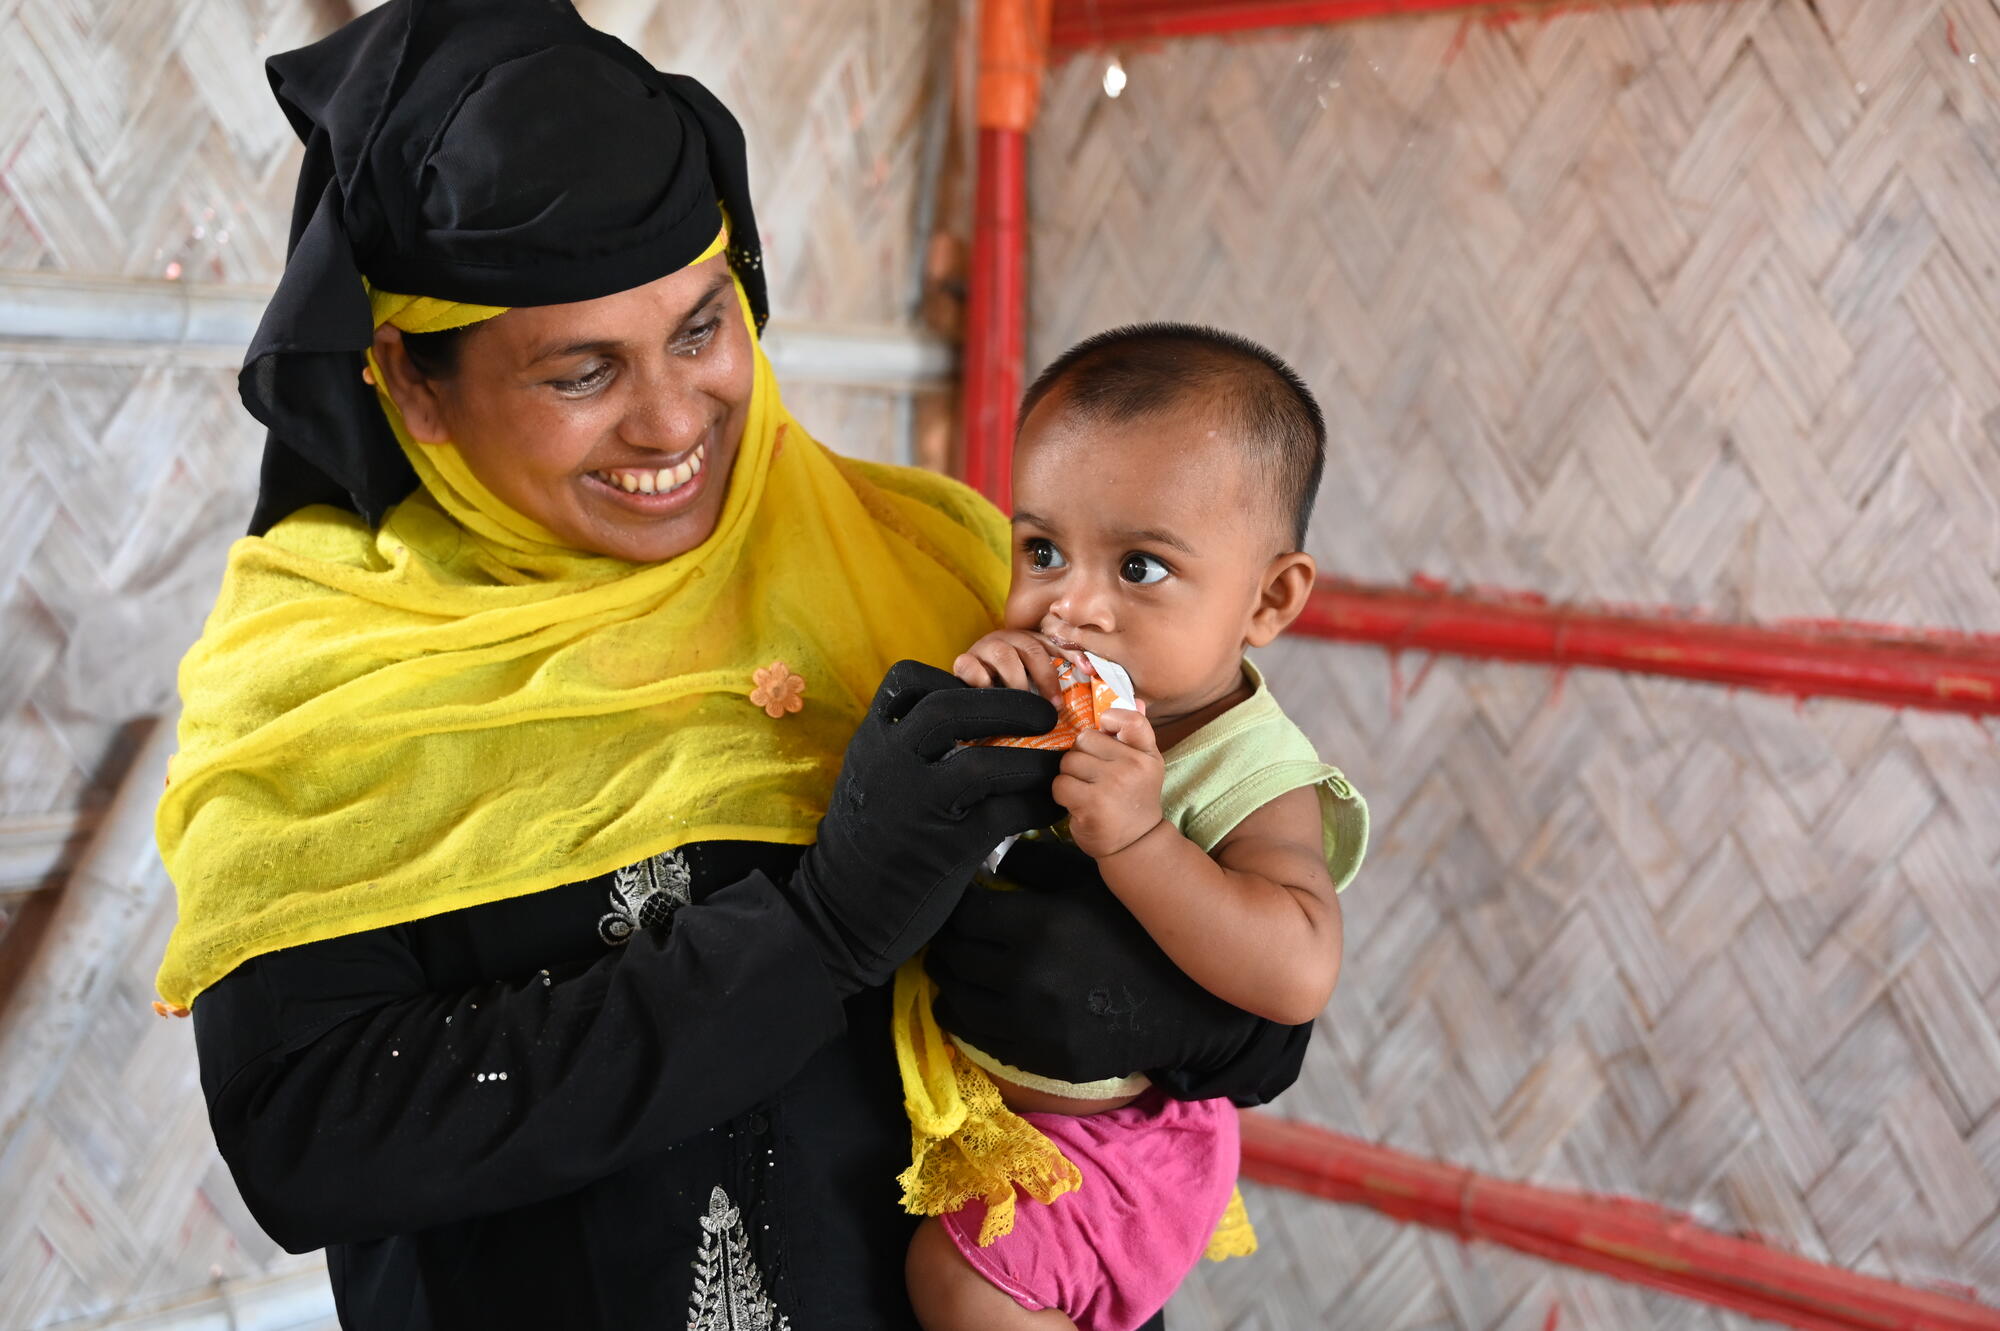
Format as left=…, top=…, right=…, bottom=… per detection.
left=973, top=651, right=1137, bottom=871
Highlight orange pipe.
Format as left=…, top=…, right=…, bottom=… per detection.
left=979, top=0, right=1054, bottom=131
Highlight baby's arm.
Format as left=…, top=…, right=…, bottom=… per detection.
left=1062, top=712, right=1342, bottom=1027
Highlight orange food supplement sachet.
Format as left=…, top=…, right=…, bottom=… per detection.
left=975, top=653, right=1137, bottom=752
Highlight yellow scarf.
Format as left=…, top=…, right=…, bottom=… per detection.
left=154, top=247, right=1010, bottom=1010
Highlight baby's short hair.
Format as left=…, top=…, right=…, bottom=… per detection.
left=1016, top=322, right=1326, bottom=550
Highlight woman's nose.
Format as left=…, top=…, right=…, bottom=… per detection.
left=619, top=371, right=708, bottom=454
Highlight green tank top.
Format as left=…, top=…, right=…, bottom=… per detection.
left=1155, top=660, right=1367, bottom=888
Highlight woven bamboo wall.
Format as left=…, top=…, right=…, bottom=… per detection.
left=0, top=1, right=947, bottom=1325
left=1026, top=2, right=2000, bottom=1326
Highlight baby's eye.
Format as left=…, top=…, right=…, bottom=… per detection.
left=1121, top=553, right=1170, bottom=585
left=1026, top=538, right=1067, bottom=571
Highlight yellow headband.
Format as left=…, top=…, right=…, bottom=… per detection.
left=368, top=225, right=731, bottom=334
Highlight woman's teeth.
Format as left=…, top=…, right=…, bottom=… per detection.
left=596, top=444, right=705, bottom=495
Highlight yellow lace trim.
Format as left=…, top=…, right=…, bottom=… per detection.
left=895, top=1042, right=1083, bottom=1246
left=1205, top=1186, right=1258, bottom=1261
left=892, top=959, right=1262, bottom=1257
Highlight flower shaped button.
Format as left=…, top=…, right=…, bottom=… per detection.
left=750, top=660, right=807, bottom=718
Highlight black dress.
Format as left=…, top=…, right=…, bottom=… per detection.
left=193, top=839, right=1301, bottom=1329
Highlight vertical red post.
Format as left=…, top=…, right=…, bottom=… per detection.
left=962, top=0, right=1048, bottom=509
left=963, top=128, right=1027, bottom=508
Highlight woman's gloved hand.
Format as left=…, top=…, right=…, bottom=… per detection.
left=925, top=836, right=1309, bottom=1100
left=779, top=661, right=1061, bottom=997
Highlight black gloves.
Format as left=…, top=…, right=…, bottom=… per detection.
left=926, top=836, right=1310, bottom=1102
left=778, top=661, right=1061, bottom=997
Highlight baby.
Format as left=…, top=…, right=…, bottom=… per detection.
left=899, top=323, right=1368, bottom=1331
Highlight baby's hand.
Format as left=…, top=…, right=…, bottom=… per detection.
left=953, top=630, right=1067, bottom=701
left=1054, top=707, right=1165, bottom=859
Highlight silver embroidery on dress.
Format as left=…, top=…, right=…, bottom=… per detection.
left=686, top=1185, right=790, bottom=1331
left=599, top=849, right=693, bottom=945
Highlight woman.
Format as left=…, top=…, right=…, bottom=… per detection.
left=158, top=3, right=1312, bottom=1327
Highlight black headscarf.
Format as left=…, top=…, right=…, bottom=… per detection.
left=242, top=0, right=768, bottom=535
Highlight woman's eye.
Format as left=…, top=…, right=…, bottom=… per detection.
left=673, top=317, right=721, bottom=358
left=1121, top=552, right=1170, bottom=585
left=1025, top=539, right=1067, bottom=571
left=552, top=361, right=613, bottom=395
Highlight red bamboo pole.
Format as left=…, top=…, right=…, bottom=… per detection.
left=1240, top=1113, right=2000, bottom=1331
left=1049, top=0, right=1732, bottom=55
left=963, top=0, right=1049, bottom=508
left=1292, top=580, right=2000, bottom=715
left=1052, top=0, right=1528, bottom=51
left=963, top=128, right=1027, bottom=508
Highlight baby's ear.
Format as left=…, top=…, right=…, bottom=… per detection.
left=1246, top=552, right=1316, bottom=647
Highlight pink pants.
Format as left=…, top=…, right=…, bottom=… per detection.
left=940, top=1092, right=1240, bottom=1331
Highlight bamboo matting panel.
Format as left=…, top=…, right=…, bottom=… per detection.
left=1030, top=0, right=2000, bottom=629
left=1026, top=4, right=2000, bottom=1320
left=597, top=0, right=949, bottom=328
left=0, top=868, right=332, bottom=1328
left=0, top=0, right=942, bottom=903
left=0, top=0, right=319, bottom=903
left=1175, top=646, right=2000, bottom=1327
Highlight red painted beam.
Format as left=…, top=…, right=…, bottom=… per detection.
left=1292, top=580, right=2000, bottom=715
left=962, top=126, right=1028, bottom=509
left=1052, top=0, right=1525, bottom=52
left=964, top=0, right=1047, bottom=508
left=1241, top=1112, right=2000, bottom=1331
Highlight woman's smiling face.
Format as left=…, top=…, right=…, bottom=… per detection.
left=374, top=250, right=754, bottom=564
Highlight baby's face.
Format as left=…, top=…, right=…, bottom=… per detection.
left=1003, top=397, right=1285, bottom=730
